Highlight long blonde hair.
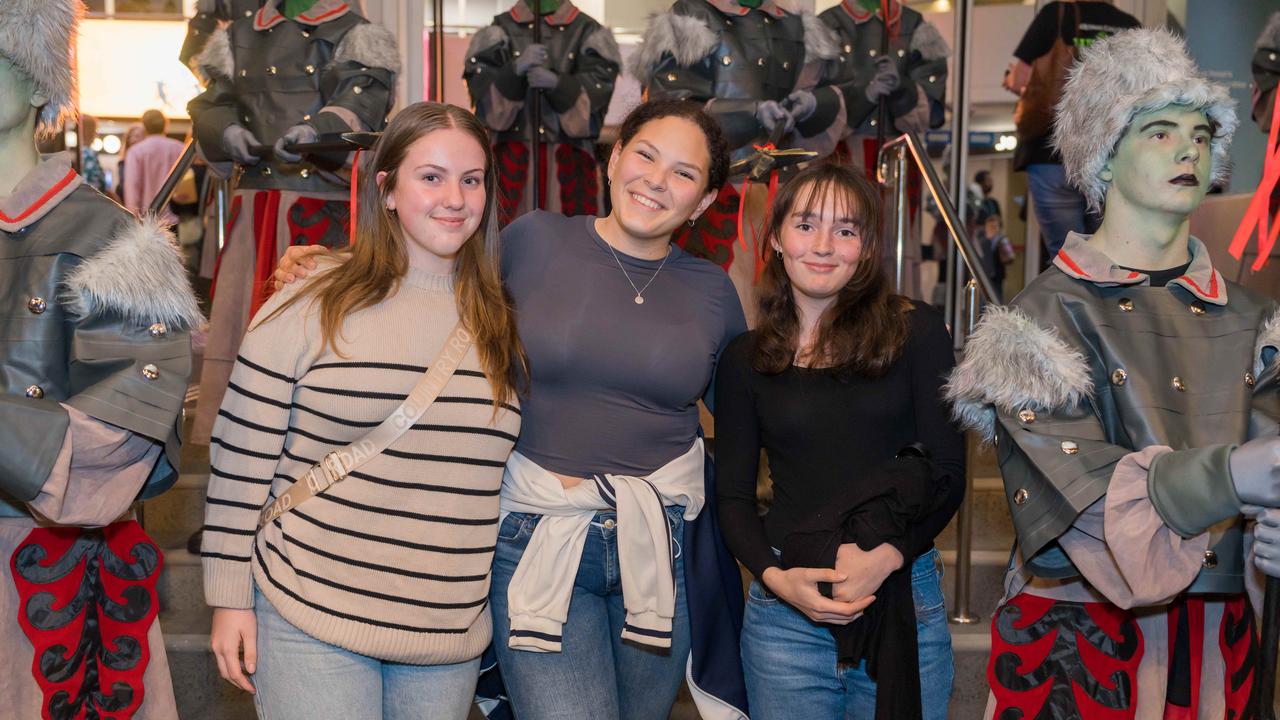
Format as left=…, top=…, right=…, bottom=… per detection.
left=265, top=102, right=525, bottom=407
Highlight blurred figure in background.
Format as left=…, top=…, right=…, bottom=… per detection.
left=1003, top=0, right=1138, bottom=261
left=124, top=109, right=184, bottom=225
left=78, top=113, right=109, bottom=195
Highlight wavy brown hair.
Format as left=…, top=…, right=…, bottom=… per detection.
left=752, top=162, right=912, bottom=377
left=262, top=102, right=525, bottom=407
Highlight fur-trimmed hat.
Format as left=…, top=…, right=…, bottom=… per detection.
left=1052, top=28, right=1238, bottom=212
left=0, top=0, right=82, bottom=136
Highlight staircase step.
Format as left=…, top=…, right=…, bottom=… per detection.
left=158, top=548, right=210, bottom=635
left=144, top=484, right=206, bottom=551
left=164, top=633, right=256, bottom=720
left=940, top=549, right=1008, bottom=625
left=936, top=476, right=1015, bottom=553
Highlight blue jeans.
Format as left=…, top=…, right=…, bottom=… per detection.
left=1026, top=163, right=1102, bottom=259
left=489, top=506, right=690, bottom=720
left=251, top=590, right=480, bottom=720
left=741, top=548, right=954, bottom=720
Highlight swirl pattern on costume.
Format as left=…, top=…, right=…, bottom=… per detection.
left=988, top=592, right=1142, bottom=719
left=11, top=521, right=162, bottom=720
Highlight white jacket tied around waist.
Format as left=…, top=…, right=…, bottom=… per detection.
left=499, top=439, right=706, bottom=653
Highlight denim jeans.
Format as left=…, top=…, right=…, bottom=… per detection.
left=251, top=590, right=480, bottom=720
left=489, top=506, right=690, bottom=720
left=740, top=548, right=954, bottom=720
left=1026, top=162, right=1102, bottom=260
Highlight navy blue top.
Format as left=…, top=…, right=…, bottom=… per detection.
left=501, top=211, right=747, bottom=478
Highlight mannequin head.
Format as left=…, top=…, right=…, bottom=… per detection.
left=1099, top=104, right=1213, bottom=223
left=0, top=56, right=45, bottom=139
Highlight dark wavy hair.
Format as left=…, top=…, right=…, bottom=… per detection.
left=616, top=98, right=731, bottom=193
left=751, top=162, right=912, bottom=377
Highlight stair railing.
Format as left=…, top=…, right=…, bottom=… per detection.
left=877, top=132, right=999, bottom=625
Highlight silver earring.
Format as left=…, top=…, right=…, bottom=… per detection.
left=775, top=249, right=782, bottom=258
left=688, top=219, right=696, bottom=227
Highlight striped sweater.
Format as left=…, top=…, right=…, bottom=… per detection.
left=201, top=265, right=520, bottom=664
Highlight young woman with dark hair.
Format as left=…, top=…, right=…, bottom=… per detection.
left=275, top=98, right=749, bottom=720
left=202, top=102, right=524, bottom=720
left=715, top=163, right=965, bottom=719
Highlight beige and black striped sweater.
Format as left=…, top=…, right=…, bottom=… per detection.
left=201, top=266, right=520, bottom=664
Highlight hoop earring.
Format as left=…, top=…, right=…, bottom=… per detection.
left=775, top=249, right=782, bottom=258
left=688, top=219, right=696, bottom=227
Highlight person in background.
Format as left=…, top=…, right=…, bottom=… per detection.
left=114, top=123, right=145, bottom=202
left=975, top=211, right=1012, bottom=303
left=1003, top=0, right=1138, bottom=261
left=78, top=113, right=109, bottom=195
left=123, top=109, right=184, bottom=225
left=973, top=169, right=1000, bottom=221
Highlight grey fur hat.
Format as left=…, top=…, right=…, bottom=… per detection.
left=0, top=0, right=82, bottom=136
left=1052, top=28, right=1237, bottom=212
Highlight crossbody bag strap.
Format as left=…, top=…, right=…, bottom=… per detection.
left=258, top=322, right=474, bottom=530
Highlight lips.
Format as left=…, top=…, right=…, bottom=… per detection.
left=433, top=216, right=467, bottom=228
left=629, top=192, right=665, bottom=211
left=1169, top=174, right=1199, bottom=187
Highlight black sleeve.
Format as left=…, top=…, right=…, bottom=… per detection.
left=887, top=305, right=966, bottom=561
left=1013, top=3, right=1060, bottom=63
left=713, top=335, right=781, bottom=579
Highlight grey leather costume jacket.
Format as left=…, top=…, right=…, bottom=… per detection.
left=0, top=155, right=202, bottom=518
left=819, top=0, right=948, bottom=135
left=631, top=0, right=845, bottom=169
left=189, top=0, right=398, bottom=193
left=948, top=234, right=1280, bottom=595
left=464, top=0, right=619, bottom=147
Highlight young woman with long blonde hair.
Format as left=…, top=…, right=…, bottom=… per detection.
left=200, top=102, right=524, bottom=720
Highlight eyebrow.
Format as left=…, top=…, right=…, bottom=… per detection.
left=414, top=163, right=485, bottom=174
left=1138, top=120, right=1178, bottom=132
left=791, top=211, right=859, bottom=224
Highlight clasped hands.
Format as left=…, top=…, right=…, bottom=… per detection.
left=755, top=90, right=819, bottom=135
left=514, top=43, right=559, bottom=89
left=761, top=542, right=903, bottom=626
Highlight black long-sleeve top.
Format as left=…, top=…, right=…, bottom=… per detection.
left=714, top=301, right=966, bottom=579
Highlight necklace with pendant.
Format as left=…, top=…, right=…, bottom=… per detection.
left=604, top=241, right=671, bottom=305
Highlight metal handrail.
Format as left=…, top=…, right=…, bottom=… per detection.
left=876, top=132, right=999, bottom=306
left=876, top=131, right=998, bottom=626
left=148, top=139, right=198, bottom=216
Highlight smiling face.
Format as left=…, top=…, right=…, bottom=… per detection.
left=1102, top=104, right=1213, bottom=220
left=605, top=115, right=717, bottom=242
left=771, top=181, right=866, bottom=307
left=378, top=126, right=488, bottom=274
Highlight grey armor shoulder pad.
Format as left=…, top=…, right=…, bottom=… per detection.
left=627, top=11, right=717, bottom=78
left=1257, top=11, right=1280, bottom=50
left=195, top=26, right=233, bottom=80
left=944, top=305, right=1093, bottom=444
left=466, top=23, right=508, bottom=60
left=800, top=11, right=839, bottom=64
left=1257, top=306, right=1280, bottom=378
left=335, top=22, right=401, bottom=74
left=62, top=215, right=204, bottom=331
left=583, top=23, right=622, bottom=67
left=910, top=19, right=950, bottom=61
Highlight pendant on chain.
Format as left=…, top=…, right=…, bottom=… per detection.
left=635, top=296, right=644, bottom=305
